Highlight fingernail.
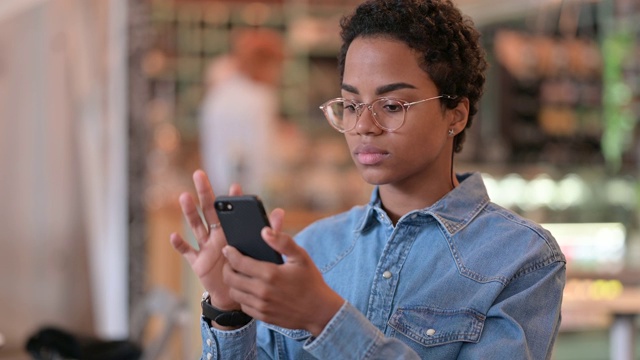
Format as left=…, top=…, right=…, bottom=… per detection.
left=222, top=246, right=229, bottom=257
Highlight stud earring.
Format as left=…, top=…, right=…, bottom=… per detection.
left=448, top=129, right=455, bottom=137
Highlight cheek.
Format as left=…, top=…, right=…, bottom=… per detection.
left=342, top=136, right=355, bottom=161
left=396, top=127, right=439, bottom=148
left=395, top=130, right=449, bottom=164
left=344, top=134, right=358, bottom=151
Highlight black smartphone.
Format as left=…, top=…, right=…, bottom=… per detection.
left=214, top=195, right=284, bottom=264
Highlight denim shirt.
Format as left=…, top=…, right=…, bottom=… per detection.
left=200, top=172, right=566, bottom=359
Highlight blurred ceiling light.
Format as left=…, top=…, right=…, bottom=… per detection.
left=554, top=173, right=588, bottom=210
left=481, top=173, right=502, bottom=205
left=526, top=174, right=557, bottom=209
left=606, top=178, right=637, bottom=209
left=501, top=173, right=528, bottom=209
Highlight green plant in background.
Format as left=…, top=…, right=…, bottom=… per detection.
left=601, top=28, right=635, bottom=173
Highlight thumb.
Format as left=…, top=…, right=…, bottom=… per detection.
left=261, top=227, right=305, bottom=262
left=268, top=208, right=285, bottom=233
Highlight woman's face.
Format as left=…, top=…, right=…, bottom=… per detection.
left=341, top=36, right=466, bottom=189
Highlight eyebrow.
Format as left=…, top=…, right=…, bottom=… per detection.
left=341, top=82, right=417, bottom=96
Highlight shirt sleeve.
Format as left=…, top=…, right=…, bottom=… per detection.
left=199, top=317, right=257, bottom=360
left=458, top=261, right=566, bottom=360
left=303, top=302, right=421, bottom=360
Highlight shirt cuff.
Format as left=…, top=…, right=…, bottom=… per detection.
left=200, top=316, right=257, bottom=360
left=303, top=301, right=381, bottom=359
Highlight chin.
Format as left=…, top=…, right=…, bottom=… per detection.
left=358, top=171, right=389, bottom=186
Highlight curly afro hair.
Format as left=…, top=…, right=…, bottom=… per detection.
left=338, top=0, right=487, bottom=152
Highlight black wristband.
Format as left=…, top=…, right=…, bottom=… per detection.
left=201, top=292, right=253, bottom=327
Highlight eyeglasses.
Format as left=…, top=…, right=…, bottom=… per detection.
left=319, top=95, right=457, bottom=133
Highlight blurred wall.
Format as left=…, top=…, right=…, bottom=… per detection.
left=0, top=0, right=128, bottom=354
left=0, top=1, right=94, bottom=352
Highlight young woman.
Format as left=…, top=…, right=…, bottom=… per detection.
left=170, top=0, right=566, bottom=358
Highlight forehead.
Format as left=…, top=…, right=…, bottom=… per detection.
left=343, top=36, right=434, bottom=91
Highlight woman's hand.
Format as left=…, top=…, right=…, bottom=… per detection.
left=169, top=170, right=241, bottom=310
left=221, top=209, right=345, bottom=337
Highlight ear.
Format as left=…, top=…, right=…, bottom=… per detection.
left=447, top=97, right=470, bottom=136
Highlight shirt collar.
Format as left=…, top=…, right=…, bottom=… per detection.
left=357, top=172, right=490, bottom=235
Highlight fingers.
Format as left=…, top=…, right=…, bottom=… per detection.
left=222, top=245, right=251, bottom=270
left=222, top=245, right=280, bottom=279
left=261, top=227, right=304, bottom=262
left=222, top=247, right=276, bottom=306
left=179, top=192, right=209, bottom=246
left=228, top=183, right=243, bottom=196
left=193, top=170, right=218, bottom=229
left=169, top=232, right=197, bottom=265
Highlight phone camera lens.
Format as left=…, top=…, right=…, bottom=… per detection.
left=215, top=201, right=233, bottom=212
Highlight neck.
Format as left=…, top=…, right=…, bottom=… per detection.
left=379, top=172, right=455, bottom=225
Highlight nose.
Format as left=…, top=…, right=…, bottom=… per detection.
left=353, top=105, right=382, bottom=135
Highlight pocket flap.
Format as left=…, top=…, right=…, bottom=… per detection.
left=389, top=306, right=485, bottom=347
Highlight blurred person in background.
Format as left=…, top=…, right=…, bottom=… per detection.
left=199, top=28, right=285, bottom=197
left=173, top=0, right=566, bottom=358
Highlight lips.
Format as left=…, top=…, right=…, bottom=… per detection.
left=353, top=144, right=389, bottom=165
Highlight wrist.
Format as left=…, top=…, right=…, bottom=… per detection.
left=201, top=292, right=253, bottom=328
left=308, top=294, right=345, bottom=337
left=205, top=291, right=239, bottom=312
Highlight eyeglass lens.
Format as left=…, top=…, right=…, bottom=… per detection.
left=325, top=99, right=406, bottom=131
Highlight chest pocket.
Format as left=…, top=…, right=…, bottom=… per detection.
left=388, top=306, right=485, bottom=347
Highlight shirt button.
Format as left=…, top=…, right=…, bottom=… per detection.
left=207, top=353, right=213, bottom=359
left=206, top=339, right=212, bottom=346
left=411, top=214, right=418, bottom=219
left=382, top=271, right=392, bottom=279
left=426, top=328, right=436, bottom=336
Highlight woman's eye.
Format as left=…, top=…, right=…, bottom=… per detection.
left=383, top=103, right=402, bottom=112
